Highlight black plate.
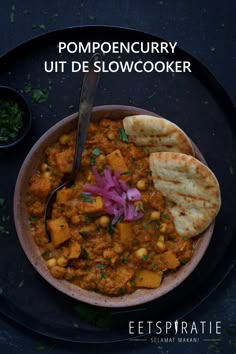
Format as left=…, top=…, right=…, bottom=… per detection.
left=0, top=26, right=235, bottom=343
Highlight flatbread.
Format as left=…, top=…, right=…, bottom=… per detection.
left=149, top=152, right=221, bottom=237
left=123, top=115, right=194, bottom=156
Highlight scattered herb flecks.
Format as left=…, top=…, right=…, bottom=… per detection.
left=182, top=236, right=189, bottom=241
left=122, top=257, right=128, bottom=264
left=179, top=259, right=187, bottom=265
left=0, top=99, right=24, bottom=142
left=90, top=156, right=96, bottom=166
left=18, top=280, right=24, bottom=288
left=0, top=199, right=10, bottom=236
left=80, top=193, right=95, bottom=203
left=74, top=303, right=112, bottom=328
left=118, top=128, right=129, bottom=142
left=24, top=84, right=49, bottom=103
left=161, top=212, right=170, bottom=220
left=121, top=171, right=131, bottom=176
left=81, top=247, right=90, bottom=261
left=107, top=221, right=115, bottom=236
left=92, top=147, right=100, bottom=156
left=107, top=215, right=123, bottom=236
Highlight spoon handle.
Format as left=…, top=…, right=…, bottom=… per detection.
left=72, top=53, right=101, bottom=179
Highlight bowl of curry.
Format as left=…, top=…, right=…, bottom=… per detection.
left=14, top=105, right=216, bottom=307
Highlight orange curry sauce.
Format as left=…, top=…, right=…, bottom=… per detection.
left=26, top=119, right=193, bottom=296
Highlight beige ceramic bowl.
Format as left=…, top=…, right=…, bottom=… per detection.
left=14, top=105, right=214, bottom=308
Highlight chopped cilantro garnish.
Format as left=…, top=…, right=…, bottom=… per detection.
left=107, top=216, right=123, bottom=236
left=135, top=202, right=144, bottom=212
left=161, top=212, right=170, bottom=219
left=120, top=171, right=131, bottom=176
left=118, top=128, right=129, bottom=142
left=0, top=99, right=24, bottom=142
left=179, top=259, right=187, bottom=265
left=24, top=84, right=49, bottom=103
left=79, top=229, right=95, bottom=237
left=32, top=88, right=49, bottom=103
left=142, top=255, right=148, bottom=261
left=118, top=287, right=124, bottom=295
left=122, top=257, right=128, bottom=264
left=81, top=247, right=90, bottom=260
left=80, top=193, right=95, bottom=203
left=107, top=221, right=115, bottom=236
left=90, top=156, right=96, bottom=165
left=130, top=158, right=135, bottom=164
left=182, top=236, right=189, bottom=241
left=92, top=147, right=100, bottom=156
left=28, top=216, right=39, bottom=224
left=97, top=263, right=105, bottom=269
left=41, top=250, right=51, bottom=258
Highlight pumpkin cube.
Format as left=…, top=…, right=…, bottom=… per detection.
left=56, top=187, right=73, bottom=203
left=55, top=149, right=73, bottom=174
left=47, top=216, right=71, bottom=247
left=106, top=149, right=129, bottom=180
left=80, top=196, right=104, bottom=213
left=117, top=222, right=133, bottom=247
left=68, top=241, right=81, bottom=259
left=153, top=251, right=180, bottom=271
left=134, top=270, right=163, bottom=288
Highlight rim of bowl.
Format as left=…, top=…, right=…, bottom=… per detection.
left=0, top=85, right=32, bottom=149
left=14, top=105, right=214, bottom=307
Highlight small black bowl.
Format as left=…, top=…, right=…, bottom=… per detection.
left=0, top=86, right=32, bottom=149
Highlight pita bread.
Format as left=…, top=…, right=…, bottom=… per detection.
left=123, top=115, right=194, bottom=156
left=149, top=152, right=221, bottom=238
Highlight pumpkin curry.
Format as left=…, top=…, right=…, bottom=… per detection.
left=26, top=118, right=194, bottom=296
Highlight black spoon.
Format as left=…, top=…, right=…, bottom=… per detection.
left=44, top=53, right=101, bottom=239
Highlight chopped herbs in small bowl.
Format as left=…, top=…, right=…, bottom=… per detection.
left=0, top=86, right=31, bottom=149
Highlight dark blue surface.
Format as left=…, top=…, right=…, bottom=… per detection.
left=0, top=1, right=235, bottom=353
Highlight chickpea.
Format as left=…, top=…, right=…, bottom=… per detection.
left=71, top=215, right=81, bottom=225
left=99, top=215, right=110, bottom=228
left=56, top=256, right=68, bottom=267
left=158, top=235, right=165, bottom=242
left=64, top=267, right=75, bottom=280
left=135, top=247, right=148, bottom=259
left=59, top=134, right=70, bottom=145
left=150, top=211, right=160, bottom=221
left=113, top=243, right=123, bottom=254
left=136, top=179, right=148, bottom=191
left=42, top=171, right=51, bottom=179
left=47, top=258, right=56, bottom=268
left=156, top=241, right=166, bottom=252
left=160, top=223, right=167, bottom=233
left=50, top=266, right=66, bottom=279
left=107, top=132, right=115, bottom=140
left=103, top=248, right=116, bottom=259
left=87, top=171, right=93, bottom=182
left=97, top=154, right=106, bottom=163
left=96, top=154, right=106, bottom=169
left=41, top=163, right=49, bottom=172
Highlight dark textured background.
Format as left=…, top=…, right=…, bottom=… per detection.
left=0, top=0, right=235, bottom=353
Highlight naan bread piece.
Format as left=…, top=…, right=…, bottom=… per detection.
left=123, top=115, right=194, bottom=156
left=149, top=152, right=221, bottom=237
